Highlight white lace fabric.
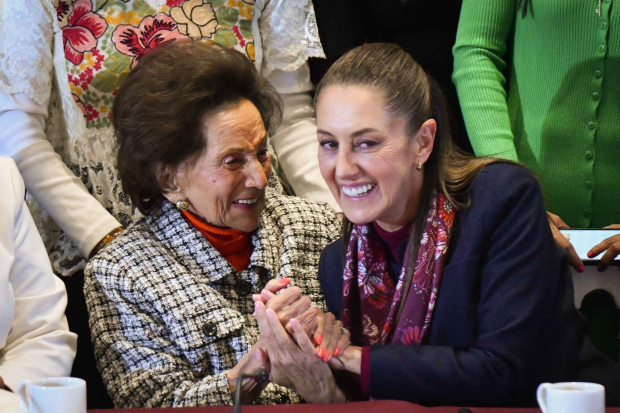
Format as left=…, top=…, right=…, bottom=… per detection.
left=258, top=0, right=326, bottom=77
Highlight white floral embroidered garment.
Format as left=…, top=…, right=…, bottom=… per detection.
left=0, top=0, right=325, bottom=275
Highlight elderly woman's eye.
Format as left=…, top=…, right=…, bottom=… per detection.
left=224, top=156, right=240, bottom=166
left=258, top=149, right=269, bottom=159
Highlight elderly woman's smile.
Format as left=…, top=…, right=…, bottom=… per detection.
left=166, top=99, right=272, bottom=233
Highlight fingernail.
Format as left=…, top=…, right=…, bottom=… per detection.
left=315, top=334, right=323, bottom=345
left=587, top=251, right=595, bottom=258
left=252, top=294, right=260, bottom=301
left=317, top=347, right=325, bottom=358
left=579, top=265, right=585, bottom=273
left=323, top=353, right=331, bottom=362
left=280, top=278, right=291, bottom=284
left=254, top=301, right=259, bottom=312
left=333, top=348, right=340, bottom=357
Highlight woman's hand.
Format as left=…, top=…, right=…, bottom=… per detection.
left=547, top=212, right=584, bottom=272
left=314, top=309, right=350, bottom=362
left=226, top=343, right=271, bottom=405
left=252, top=279, right=318, bottom=336
left=588, top=224, right=620, bottom=272
left=254, top=301, right=346, bottom=403
left=327, top=345, right=362, bottom=374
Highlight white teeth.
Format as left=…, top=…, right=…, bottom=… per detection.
left=342, top=183, right=374, bottom=197
left=235, top=198, right=257, bottom=205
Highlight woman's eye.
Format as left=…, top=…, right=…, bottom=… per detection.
left=224, top=157, right=240, bottom=166
left=357, top=140, right=377, bottom=149
left=320, top=140, right=338, bottom=149
left=258, top=149, right=269, bottom=159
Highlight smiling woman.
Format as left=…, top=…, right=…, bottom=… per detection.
left=313, top=43, right=619, bottom=407
left=84, top=40, right=344, bottom=408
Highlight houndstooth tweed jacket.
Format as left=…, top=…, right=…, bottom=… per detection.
left=84, top=189, right=340, bottom=408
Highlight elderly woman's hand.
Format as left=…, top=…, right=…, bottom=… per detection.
left=226, top=343, right=270, bottom=405
left=252, top=279, right=318, bottom=336
left=588, top=224, right=620, bottom=272
left=254, top=301, right=346, bottom=403
left=252, top=279, right=351, bottom=361
left=547, top=212, right=584, bottom=272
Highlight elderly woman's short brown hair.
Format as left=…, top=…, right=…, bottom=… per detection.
left=113, top=40, right=282, bottom=214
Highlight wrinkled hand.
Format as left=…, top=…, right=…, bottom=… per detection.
left=252, top=279, right=351, bottom=361
left=226, top=343, right=270, bottom=405
left=588, top=225, right=620, bottom=272
left=547, top=211, right=584, bottom=272
left=314, top=310, right=350, bottom=363
left=253, top=301, right=345, bottom=403
left=252, top=279, right=318, bottom=336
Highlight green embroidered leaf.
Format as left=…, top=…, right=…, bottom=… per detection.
left=239, top=19, right=252, bottom=38
left=91, top=70, right=119, bottom=93
left=210, top=0, right=228, bottom=5
left=213, top=29, right=238, bottom=48
left=103, top=52, right=131, bottom=74
left=217, top=6, right=240, bottom=26
left=95, top=0, right=108, bottom=11
left=132, top=0, right=156, bottom=17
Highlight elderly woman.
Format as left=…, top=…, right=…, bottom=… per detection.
left=85, top=40, right=348, bottom=408
left=296, top=43, right=618, bottom=406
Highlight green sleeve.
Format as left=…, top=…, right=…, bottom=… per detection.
left=452, top=0, right=519, bottom=161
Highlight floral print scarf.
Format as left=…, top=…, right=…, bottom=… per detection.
left=341, top=192, right=454, bottom=346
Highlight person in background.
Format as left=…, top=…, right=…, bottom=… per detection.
left=0, top=157, right=77, bottom=412
left=86, top=40, right=348, bottom=408
left=310, top=0, right=470, bottom=153
left=311, top=43, right=619, bottom=406
left=452, top=0, right=620, bottom=270
left=0, top=0, right=334, bottom=406
left=452, top=0, right=620, bottom=359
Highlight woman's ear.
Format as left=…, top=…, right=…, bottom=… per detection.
left=413, top=119, right=436, bottom=164
left=158, top=162, right=187, bottom=204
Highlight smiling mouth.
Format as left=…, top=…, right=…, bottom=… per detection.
left=233, top=198, right=258, bottom=205
left=341, top=183, right=376, bottom=198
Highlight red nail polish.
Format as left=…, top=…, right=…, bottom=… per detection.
left=587, top=251, right=595, bottom=258
left=280, top=277, right=291, bottom=284
left=323, top=353, right=331, bottom=362
left=333, top=348, right=340, bottom=357
left=317, top=347, right=325, bottom=358
left=315, top=334, right=323, bottom=345
left=579, top=265, right=585, bottom=273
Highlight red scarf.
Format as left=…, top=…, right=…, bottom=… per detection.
left=341, top=192, right=454, bottom=345
left=181, top=210, right=253, bottom=271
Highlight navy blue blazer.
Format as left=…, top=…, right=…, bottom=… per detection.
left=319, top=164, right=615, bottom=406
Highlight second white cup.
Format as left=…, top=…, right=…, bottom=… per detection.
left=537, top=381, right=605, bottom=413
left=17, top=377, right=86, bottom=413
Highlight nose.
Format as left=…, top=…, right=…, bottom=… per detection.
left=245, top=158, right=268, bottom=189
left=335, top=148, right=359, bottom=181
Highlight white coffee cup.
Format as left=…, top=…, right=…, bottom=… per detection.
left=537, top=382, right=605, bottom=413
left=17, top=377, right=86, bottom=413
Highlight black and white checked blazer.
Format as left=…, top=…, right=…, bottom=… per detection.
left=85, top=189, right=340, bottom=408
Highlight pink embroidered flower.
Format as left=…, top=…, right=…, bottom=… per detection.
left=167, top=0, right=186, bottom=6
left=112, top=13, right=187, bottom=68
left=59, top=0, right=108, bottom=66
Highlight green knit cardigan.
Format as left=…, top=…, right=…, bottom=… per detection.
left=453, top=0, right=620, bottom=228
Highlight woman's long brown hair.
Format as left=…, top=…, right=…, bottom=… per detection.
left=315, top=43, right=520, bottom=326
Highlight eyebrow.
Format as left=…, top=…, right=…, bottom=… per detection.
left=317, top=128, right=380, bottom=138
left=217, top=136, right=268, bottom=156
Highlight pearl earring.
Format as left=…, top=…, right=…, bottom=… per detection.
left=176, top=200, right=189, bottom=210
left=416, top=161, right=423, bottom=171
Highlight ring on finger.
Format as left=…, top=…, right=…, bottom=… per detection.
left=340, top=326, right=348, bottom=335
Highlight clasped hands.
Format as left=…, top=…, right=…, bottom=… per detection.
left=227, top=278, right=349, bottom=404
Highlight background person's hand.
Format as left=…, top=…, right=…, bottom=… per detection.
left=588, top=224, right=620, bottom=272
left=253, top=301, right=345, bottom=403
left=547, top=211, right=584, bottom=272
left=226, top=343, right=271, bottom=405
left=252, top=280, right=318, bottom=336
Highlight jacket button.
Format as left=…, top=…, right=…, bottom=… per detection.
left=236, top=281, right=252, bottom=296
left=203, top=323, right=218, bottom=338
